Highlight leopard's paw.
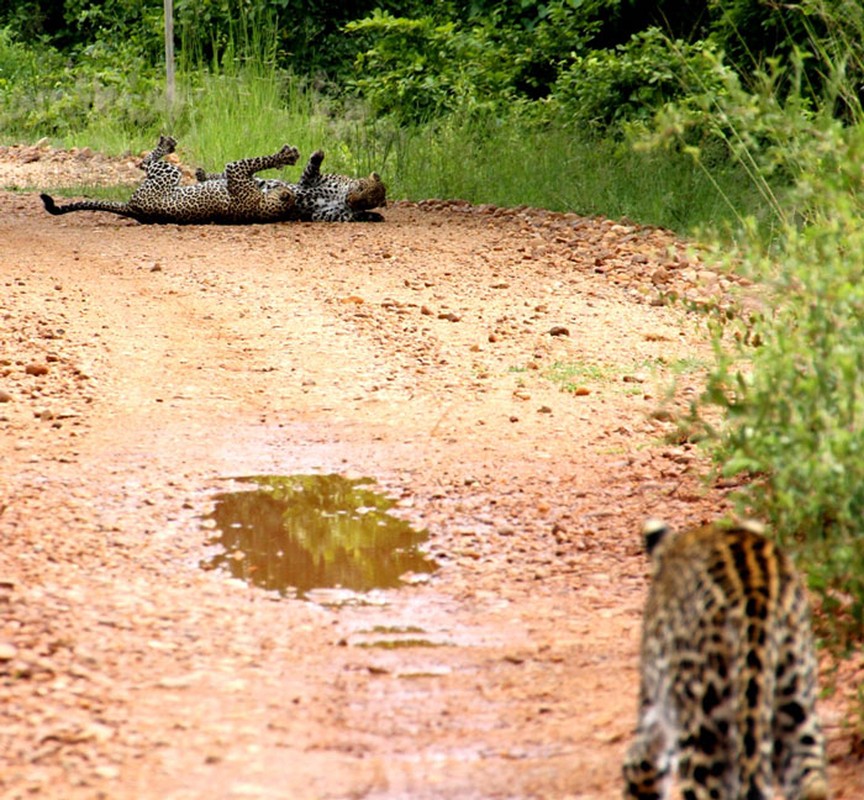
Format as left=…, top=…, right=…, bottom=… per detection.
left=278, top=145, right=301, bottom=165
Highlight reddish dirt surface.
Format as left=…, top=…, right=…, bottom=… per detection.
left=1, top=144, right=862, bottom=799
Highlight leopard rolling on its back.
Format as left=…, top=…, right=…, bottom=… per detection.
left=41, top=136, right=300, bottom=224
left=292, top=149, right=386, bottom=222
left=623, top=520, right=828, bottom=800
left=196, top=148, right=387, bottom=222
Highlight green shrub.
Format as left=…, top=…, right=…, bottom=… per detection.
left=548, top=28, right=728, bottom=135
left=0, top=25, right=162, bottom=141
left=675, top=58, right=864, bottom=651
left=345, top=11, right=522, bottom=124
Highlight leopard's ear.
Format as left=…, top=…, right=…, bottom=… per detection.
left=642, top=518, right=670, bottom=556
left=737, top=518, right=766, bottom=535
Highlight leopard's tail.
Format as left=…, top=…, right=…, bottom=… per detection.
left=40, top=193, right=141, bottom=220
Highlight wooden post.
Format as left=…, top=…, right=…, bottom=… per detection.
left=164, top=0, right=175, bottom=122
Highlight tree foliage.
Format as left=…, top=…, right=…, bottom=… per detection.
left=3, top=1, right=860, bottom=128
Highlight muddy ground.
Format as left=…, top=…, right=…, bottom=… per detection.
left=1, top=144, right=862, bottom=799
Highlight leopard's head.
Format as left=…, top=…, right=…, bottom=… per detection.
left=347, top=173, right=387, bottom=212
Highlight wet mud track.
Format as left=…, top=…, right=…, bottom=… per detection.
left=0, top=168, right=861, bottom=799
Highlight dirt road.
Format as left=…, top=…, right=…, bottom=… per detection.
left=1, top=147, right=861, bottom=798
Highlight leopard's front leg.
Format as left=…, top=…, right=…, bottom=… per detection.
left=297, top=150, right=325, bottom=187
left=195, top=167, right=223, bottom=182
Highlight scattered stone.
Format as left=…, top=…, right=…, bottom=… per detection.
left=0, top=390, right=11, bottom=402
left=25, top=363, right=48, bottom=376
left=651, top=267, right=671, bottom=285
left=156, top=672, right=204, bottom=689
left=0, top=642, right=18, bottom=661
left=93, top=765, right=121, bottom=780
left=548, top=326, right=569, bottom=337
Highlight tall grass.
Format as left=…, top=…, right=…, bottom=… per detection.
left=341, top=113, right=764, bottom=230
left=49, top=66, right=765, bottom=233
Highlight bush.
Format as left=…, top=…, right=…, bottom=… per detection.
left=345, top=11, right=522, bottom=124
left=548, top=28, right=728, bottom=135
left=344, top=1, right=614, bottom=125
left=676, top=60, right=864, bottom=651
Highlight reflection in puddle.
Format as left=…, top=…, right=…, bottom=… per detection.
left=200, top=474, right=436, bottom=599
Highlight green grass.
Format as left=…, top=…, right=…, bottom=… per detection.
left=52, top=92, right=762, bottom=235
left=352, top=114, right=765, bottom=232
left=544, top=360, right=650, bottom=396
left=545, top=361, right=616, bottom=390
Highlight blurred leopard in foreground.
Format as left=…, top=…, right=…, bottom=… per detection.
left=623, top=519, right=828, bottom=800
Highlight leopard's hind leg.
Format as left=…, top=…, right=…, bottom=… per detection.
left=139, top=135, right=181, bottom=184
left=223, top=144, right=300, bottom=208
left=140, top=135, right=176, bottom=166
left=772, top=594, right=828, bottom=800
left=622, top=710, right=676, bottom=800
left=223, top=145, right=299, bottom=186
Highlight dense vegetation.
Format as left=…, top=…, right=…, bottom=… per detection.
left=3, top=1, right=864, bottom=657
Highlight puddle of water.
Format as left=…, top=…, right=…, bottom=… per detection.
left=200, top=474, right=437, bottom=599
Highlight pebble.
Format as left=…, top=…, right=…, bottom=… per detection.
left=93, top=765, right=121, bottom=780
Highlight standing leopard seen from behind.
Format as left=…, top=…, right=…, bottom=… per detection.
left=623, top=519, right=828, bottom=800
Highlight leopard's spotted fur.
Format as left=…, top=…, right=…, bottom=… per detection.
left=41, top=136, right=300, bottom=225
left=196, top=149, right=386, bottom=222
left=623, top=519, right=828, bottom=800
